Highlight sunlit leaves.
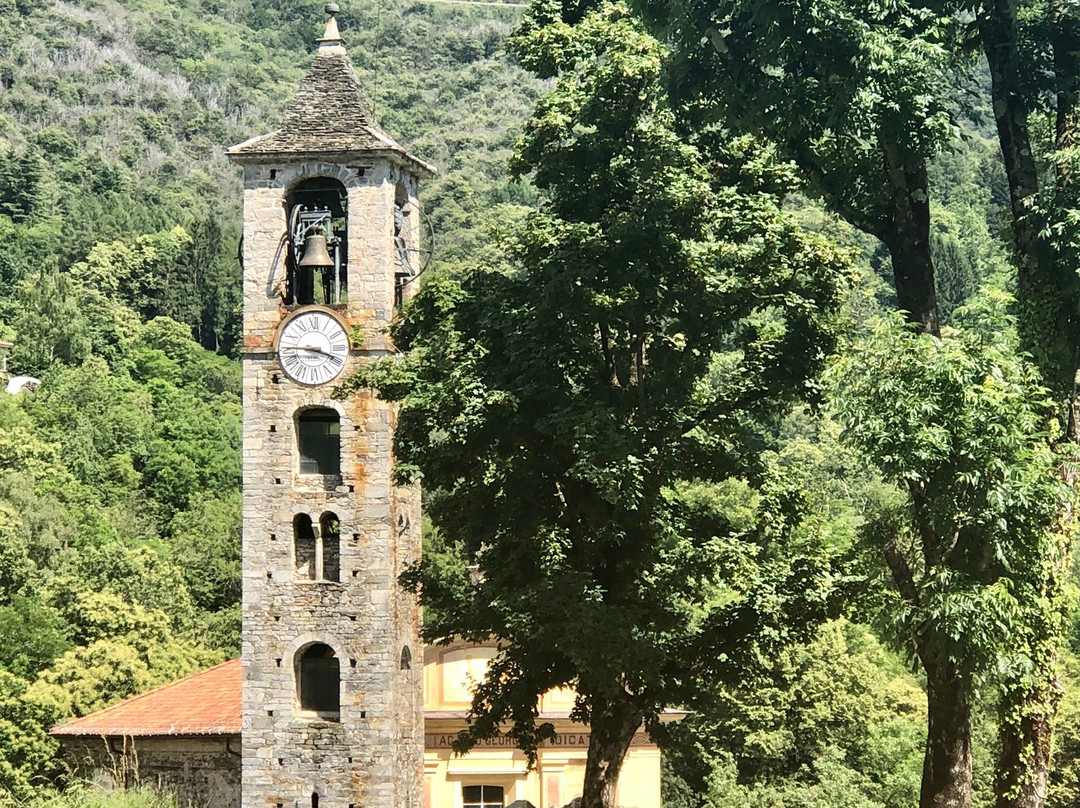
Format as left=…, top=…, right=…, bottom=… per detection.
left=363, top=1, right=850, bottom=776
left=641, top=0, right=967, bottom=238
left=831, top=297, right=1072, bottom=686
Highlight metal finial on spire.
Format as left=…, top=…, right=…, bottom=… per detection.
left=318, top=3, right=344, bottom=47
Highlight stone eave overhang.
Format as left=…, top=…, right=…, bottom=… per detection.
left=226, top=142, right=437, bottom=180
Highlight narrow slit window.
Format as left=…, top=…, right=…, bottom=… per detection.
left=297, top=408, right=340, bottom=475
left=394, top=181, right=413, bottom=311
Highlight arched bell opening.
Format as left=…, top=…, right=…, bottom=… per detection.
left=286, top=177, right=348, bottom=306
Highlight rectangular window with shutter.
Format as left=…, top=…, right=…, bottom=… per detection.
left=297, top=409, right=341, bottom=475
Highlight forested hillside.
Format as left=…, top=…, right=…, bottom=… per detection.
left=0, top=0, right=540, bottom=359
left=2, top=1, right=1079, bottom=808
left=0, top=0, right=540, bottom=798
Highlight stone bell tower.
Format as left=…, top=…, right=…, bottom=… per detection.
left=227, top=7, right=434, bottom=808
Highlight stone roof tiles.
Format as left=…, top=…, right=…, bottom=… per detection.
left=228, top=27, right=434, bottom=177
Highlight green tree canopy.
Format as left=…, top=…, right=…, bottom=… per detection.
left=355, top=5, right=850, bottom=807
left=829, top=297, right=1072, bottom=808
left=634, top=0, right=967, bottom=335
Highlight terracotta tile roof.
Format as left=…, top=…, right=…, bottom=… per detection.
left=228, top=43, right=435, bottom=178
left=50, top=660, right=241, bottom=737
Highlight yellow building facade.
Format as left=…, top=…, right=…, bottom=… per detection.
left=423, top=643, right=663, bottom=808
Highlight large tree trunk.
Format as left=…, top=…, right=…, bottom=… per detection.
left=979, top=0, right=1075, bottom=398
left=885, top=537, right=972, bottom=808
left=580, top=690, right=644, bottom=808
left=993, top=487, right=1072, bottom=808
left=921, top=659, right=973, bottom=808
left=979, top=5, right=1078, bottom=807
left=995, top=679, right=1058, bottom=808
left=881, top=147, right=940, bottom=337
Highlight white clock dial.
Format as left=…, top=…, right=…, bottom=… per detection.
left=277, top=311, right=350, bottom=386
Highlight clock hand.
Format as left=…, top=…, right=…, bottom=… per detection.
left=297, top=345, right=346, bottom=367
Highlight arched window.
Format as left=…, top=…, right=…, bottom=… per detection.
left=297, top=643, right=340, bottom=714
left=294, top=514, right=316, bottom=580
left=320, top=512, right=340, bottom=582
left=286, top=177, right=348, bottom=306
left=400, top=645, right=412, bottom=670
left=297, top=408, right=340, bottom=475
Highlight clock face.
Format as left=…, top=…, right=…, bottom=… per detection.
left=277, top=311, right=350, bottom=386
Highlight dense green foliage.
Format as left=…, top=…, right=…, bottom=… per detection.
left=833, top=301, right=1071, bottom=807
left=0, top=325, right=237, bottom=798
left=358, top=5, right=852, bottom=807
left=661, top=621, right=925, bottom=808
left=0, top=0, right=542, bottom=799
left=623, top=0, right=1080, bottom=805
left=5, top=0, right=1080, bottom=807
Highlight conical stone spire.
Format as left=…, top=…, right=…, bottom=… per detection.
left=228, top=4, right=434, bottom=176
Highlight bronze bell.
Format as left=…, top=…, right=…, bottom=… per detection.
left=298, top=232, right=334, bottom=269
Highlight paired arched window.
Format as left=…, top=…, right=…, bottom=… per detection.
left=294, top=514, right=316, bottom=580
left=297, top=408, right=340, bottom=475
left=297, top=643, right=340, bottom=714
left=294, top=512, right=340, bottom=582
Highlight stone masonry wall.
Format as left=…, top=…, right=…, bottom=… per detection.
left=240, top=157, right=423, bottom=808
left=58, top=736, right=241, bottom=808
